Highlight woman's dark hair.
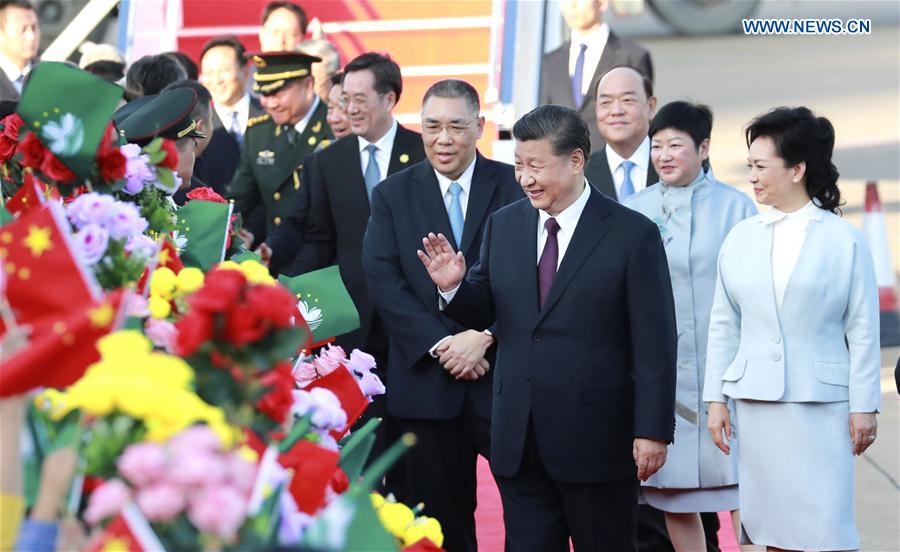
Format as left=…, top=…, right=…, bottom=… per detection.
left=745, top=106, right=841, bottom=213
left=84, top=60, right=125, bottom=83
left=513, top=104, right=590, bottom=159
left=649, top=101, right=712, bottom=149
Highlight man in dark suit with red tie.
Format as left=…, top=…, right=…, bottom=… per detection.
left=418, top=105, right=677, bottom=551
left=362, top=79, right=523, bottom=552
left=539, top=0, right=653, bottom=151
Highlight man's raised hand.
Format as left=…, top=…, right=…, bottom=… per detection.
left=417, top=233, right=466, bottom=292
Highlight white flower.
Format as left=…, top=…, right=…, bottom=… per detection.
left=171, top=230, right=188, bottom=251
left=42, top=113, right=84, bottom=156
left=297, top=299, right=323, bottom=331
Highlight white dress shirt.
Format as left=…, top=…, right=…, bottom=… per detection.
left=427, top=156, right=477, bottom=355
left=358, top=119, right=398, bottom=184
left=213, top=94, right=251, bottom=137
left=536, top=178, right=591, bottom=269
left=440, top=177, right=591, bottom=306
left=761, top=200, right=823, bottom=307
left=435, top=156, right=476, bottom=217
left=568, top=24, right=610, bottom=98
left=0, top=54, right=31, bottom=95
left=293, top=94, right=320, bottom=136
left=605, top=138, right=651, bottom=197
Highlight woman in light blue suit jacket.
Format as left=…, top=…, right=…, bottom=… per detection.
left=625, top=102, right=756, bottom=552
left=704, top=107, right=881, bottom=551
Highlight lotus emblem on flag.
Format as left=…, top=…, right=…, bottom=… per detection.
left=42, top=113, right=85, bottom=157
left=298, top=299, right=323, bottom=331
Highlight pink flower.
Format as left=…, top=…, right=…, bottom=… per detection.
left=167, top=451, right=226, bottom=488
left=84, top=478, right=131, bottom=524
left=347, top=349, right=377, bottom=374
left=117, top=442, right=167, bottom=488
left=125, top=295, right=149, bottom=318
left=314, top=344, right=346, bottom=376
left=168, top=425, right=224, bottom=454
left=145, top=318, right=178, bottom=353
left=355, top=369, right=386, bottom=398
left=225, top=452, right=257, bottom=494
left=188, top=486, right=247, bottom=540
left=136, top=483, right=186, bottom=521
left=292, top=360, right=318, bottom=387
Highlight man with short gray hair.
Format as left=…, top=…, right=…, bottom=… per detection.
left=299, top=38, right=341, bottom=102
left=363, top=79, right=523, bottom=552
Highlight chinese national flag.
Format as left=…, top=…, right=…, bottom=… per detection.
left=4, top=173, right=60, bottom=216
left=306, top=365, right=370, bottom=440
left=279, top=439, right=340, bottom=515
left=0, top=289, right=127, bottom=397
left=0, top=203, right=99, bottom=328
left=84, top=503, right=164, bottom=552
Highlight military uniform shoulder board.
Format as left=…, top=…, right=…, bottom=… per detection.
left=247, top=114, right=271, bottom=128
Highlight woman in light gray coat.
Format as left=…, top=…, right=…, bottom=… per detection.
left=705, top=107, right=880, bottom=551
left=625, top=101, right=756, bottom=551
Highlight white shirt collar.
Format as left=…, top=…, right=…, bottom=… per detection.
left=214, top=94, right=250, bottom=123
left=605, top=137, right=650, bottom=175
left=435, top=155, right=476, bottom=198
left=293, top=94, right=321, bottom=135
left=358, top=118, right=398, bottom=153
left=0, top=54, right=30, bottom=89
left=759, top=200, right=824, bottom=224
left=538, top=178, right=591, bottom=235
left=571, top=23, right=609, bottom=50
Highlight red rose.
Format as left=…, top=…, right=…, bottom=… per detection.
left=159, top=139, right=179, bottom=170
left=0, top=136, right=15, bottom=161
left=330, top=467, right=349, bottom=494
left=17, top=132, right=46, bottom=168
left=2, top=114, right=24, bottom=142
left=256, top=363, right=295, bottom=424
left=188, top=268, right=246, bottom=314
left=186, top=186, right=227, bottom=203
left=174, top=310, right=214, bottom=356
left=224, top=303, right=268, bottom=345
left=96, top=123, right=117, bottom=155
left=99, top=148, right=126, bottom=182
left=40, top=152, right=76, bottom=183
left=245, top=285, right=296, bottom=328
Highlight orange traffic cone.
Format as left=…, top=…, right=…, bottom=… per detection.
left=863, top=181, right=900, bottom=346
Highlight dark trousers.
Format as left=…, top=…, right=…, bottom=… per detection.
left=397, top=398, right=491, bottom=552
left=494, top=421, right=638, bottom=552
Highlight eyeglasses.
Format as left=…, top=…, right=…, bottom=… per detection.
left=421, top=121, right=474, bottom=137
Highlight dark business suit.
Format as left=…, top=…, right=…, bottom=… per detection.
left=442, top=185, right=676, bottom=550
left=584, top=147, right=659, bottom=201
left=362, top=155, right=523, bottom=552
left=274, top=124, right=425, bottom=353
left=195, top=96, right=265, bottom=195
left=273, top=125, right=426, bottom=497
left=0, top=71, right=18, bottom=102
left=540, top=32, right=653, bottom=151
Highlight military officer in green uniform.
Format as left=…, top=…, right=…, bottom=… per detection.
left=229, top=51, right=333, bottom=248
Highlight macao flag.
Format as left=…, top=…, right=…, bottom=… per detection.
left=278, top=265, right=359, bottom=344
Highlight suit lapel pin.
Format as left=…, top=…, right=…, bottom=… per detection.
left=399, top=153, right=409, bottom=164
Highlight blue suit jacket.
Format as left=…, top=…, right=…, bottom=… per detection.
left=442, top=185, right=677, bottom=483
left=703, top=209, right=881, bottom=413
left=362, top=154, right=523, bottom=420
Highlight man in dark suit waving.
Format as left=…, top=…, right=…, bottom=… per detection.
left=418, top=105, right=676, bottom=550
left=363, top=79, right=523, bottom=552
left=540, top=0, right=653, bottom=151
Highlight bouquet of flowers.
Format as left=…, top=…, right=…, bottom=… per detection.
left=293, top=344, right=386, bottom=400
left=34, top=331, right=236, bottom=478
left=118, top=138, right=181, bottom=235
left=64, top=192, right=154, bottom=289
left=372, top=493, right=445, bottom=550
left=84, top=425, right=258, bottom=551
left=172, top=260, right=312, bottom=436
